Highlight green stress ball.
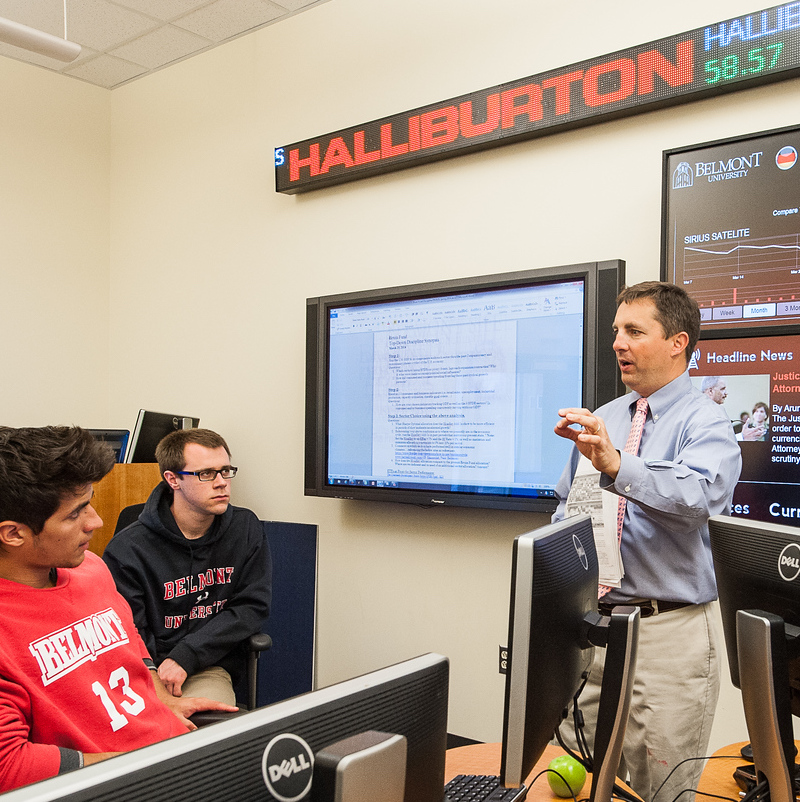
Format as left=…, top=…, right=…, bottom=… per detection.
left=547, top=754, right=587, bottom=798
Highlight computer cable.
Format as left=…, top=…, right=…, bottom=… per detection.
left=554, top=680, right=640, bottom=802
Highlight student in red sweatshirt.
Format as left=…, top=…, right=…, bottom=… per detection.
left=0, top=426, right=236, bottom=792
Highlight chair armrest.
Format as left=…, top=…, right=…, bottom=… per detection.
left=249, top=633, right=272, bottom=653
left=189, top=709, right=247, bottom=727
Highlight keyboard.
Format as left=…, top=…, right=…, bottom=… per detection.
left=444, top=774, right=528, bottom=801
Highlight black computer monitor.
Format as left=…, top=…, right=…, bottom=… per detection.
left=709, top=514, right=800, bottom=802
left=499, top=515, right=640, bottom=801
left=124, top=410, right=200, bottom=463
left=88, top=429, right=130, bottom=463
left=1, top=654, right=448, bottom=802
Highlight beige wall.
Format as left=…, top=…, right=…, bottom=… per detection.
left=4, top=0, right=799, bottom=748
left=0, top=57, right=110, bottom=426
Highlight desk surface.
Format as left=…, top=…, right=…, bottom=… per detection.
left=445, top=743, right=596, bottom=802
left=696, top=741, right=800, bottom=800
left=446, top=740, right=795, bottom=802
left=695, top=741, right=749, bottom=800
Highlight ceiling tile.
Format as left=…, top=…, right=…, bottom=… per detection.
left=173, top=0, right=284, bottom=43
left=109, top=0, right=215, bottom=23
left=0, top=0, right=65, bottom=36
left=0, top=0, right=332, bottom=88
left=64, top=51, right=147, bottom=87
left=67, top=0, right=160, bottom=51
left=109, top=23, right=211, bottom=69
left=271, top=0, right=322, bottom=11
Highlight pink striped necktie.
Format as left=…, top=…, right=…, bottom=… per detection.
left=599, top=396, right=649, bottom=600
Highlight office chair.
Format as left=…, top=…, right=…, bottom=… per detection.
left=111, top=504, right=272, bottom=711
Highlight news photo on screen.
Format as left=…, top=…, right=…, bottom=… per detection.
left=688, top=333, right=800, bottom=527
left=662, top=123, right=800, bottom=333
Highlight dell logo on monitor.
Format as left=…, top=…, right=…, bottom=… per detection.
left=572, top=535, right=589, bottom=571
left=778, top=543, right=800, bottom=582
left=262, top=733, right=314, bottom=802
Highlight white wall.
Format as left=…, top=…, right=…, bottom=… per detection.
left=5, top=0, right=799, bottom=750
left=0, top=58, right=110, bottom=426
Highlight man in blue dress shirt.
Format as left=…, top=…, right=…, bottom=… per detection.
left=553, top=281, right=741, bottom=802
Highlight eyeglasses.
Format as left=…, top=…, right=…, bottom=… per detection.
left=176, top=467, right=238, bottom=482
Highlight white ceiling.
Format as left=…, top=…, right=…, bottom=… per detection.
left=0, top=0, right=328, bottom=89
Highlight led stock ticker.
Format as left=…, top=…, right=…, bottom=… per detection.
left=704, top=42, right=784, bottom=83
left=275, top=3, right=800, bottom=194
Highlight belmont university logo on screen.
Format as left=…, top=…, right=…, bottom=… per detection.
left=672, top=141, right=797, bottom=192
left=672, top=149, right=765, bottom=190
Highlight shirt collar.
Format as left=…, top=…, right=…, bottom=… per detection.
left=626, top=370, right=691, bottom=423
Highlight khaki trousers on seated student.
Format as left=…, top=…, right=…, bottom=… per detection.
left=181, top=666, right=236, bottom=706
left=558, top=601, right=721, bottom=802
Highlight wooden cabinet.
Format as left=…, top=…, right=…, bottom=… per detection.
left=89, top=463, right=161, bottom=557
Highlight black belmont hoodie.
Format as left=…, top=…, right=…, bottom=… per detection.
left=103, top=481, right=272, bottom=681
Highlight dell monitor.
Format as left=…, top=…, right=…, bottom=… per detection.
left=499, top=514, right=640, bottom=800
left=125, top=410, right=200, bottom=463
left=1, top=653, right=448, bottom=802
left=709, top=514, right=800, bottom=802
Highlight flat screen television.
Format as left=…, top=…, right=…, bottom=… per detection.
left=1, top=654, right=449, bottom=802
left=499, top=514, right=640, bottom=801
left=305, top=260, right=625, bottom=512
left=709, top=515, right=800, bottom=802
left=686, top=331, right=800, bottom=527
left=124, top=410, right=200, bottom=464
left=662, top=123, right=800, bottom=334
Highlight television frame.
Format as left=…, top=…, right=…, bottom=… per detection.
left=499, top=514, right=640, bottom=801
left=305, top=260, right=625, bottom=513
left=124, top=410, right=200, bottom=464
left=661, top=123, right=800, bottom=337
left=2, top=653, right=449, bottom=802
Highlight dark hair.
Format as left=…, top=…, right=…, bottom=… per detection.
left=617, top=281, right=701, bottom=363
left=0, top=426, right=116, bottom=534
left=155, top=428, right=231, bottom=476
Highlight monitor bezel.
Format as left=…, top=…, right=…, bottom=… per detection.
left=2, top=653, right=449, bottom=802
left=87, top=429, right=130, bottom=463
left=305, top=260, right=625, bottom=513
left=708, top=514, right=800, bottom=802
left=124, top=410, right=200, bottom=464
left=708, top=514, right=800, bottom=696
left=660, top=122, right=800, bottom=339
left=500, top=514, right=598, bottom=787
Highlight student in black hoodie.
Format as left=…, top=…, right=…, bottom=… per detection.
left=103, top=429, right=271, bottom=706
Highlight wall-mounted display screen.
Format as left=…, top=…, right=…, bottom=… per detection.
left=305, top=261, right=624, bottom=513
left=687, top=332, right=800, bottom=527
left=662, top=124, right=800, bottom=333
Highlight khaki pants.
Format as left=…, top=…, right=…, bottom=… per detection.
left=181, top=665, right=236, bottom=706
left=558, top=601, right=721, bottom=802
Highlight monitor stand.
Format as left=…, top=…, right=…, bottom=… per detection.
left=736, top=610, right=799, bottom=802
left=311, top=730, right=407, bottom=802
left=583, top=606, right=641, bottom=802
